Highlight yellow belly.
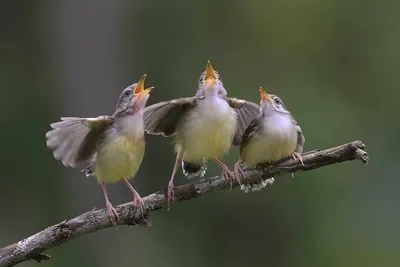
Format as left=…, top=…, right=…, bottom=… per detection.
left=176, top=101, right=237, bottom=162
left=241, top=132, right=297, bottom=168
left=95, top=135, right=145, bottom=183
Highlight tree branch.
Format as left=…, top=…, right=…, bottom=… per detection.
left=0, top=140, right=368, bottom=267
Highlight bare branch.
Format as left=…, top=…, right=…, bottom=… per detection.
left=0, top=140, right=368, bottom=267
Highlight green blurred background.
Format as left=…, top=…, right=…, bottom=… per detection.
left=1, top=0, right=399, bottom=266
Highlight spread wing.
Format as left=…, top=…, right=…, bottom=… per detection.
left=227, top=98, right=260, bottom=146
left=143, top=97, right=197, bottom=136
left=46, top=116, right=114, bottom=168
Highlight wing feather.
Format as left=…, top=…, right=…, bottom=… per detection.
left=143, top=98, right=196, bottom=136
left=227, top=98, right=260, bottom=146
left=46, top=116, right=113, bottom=168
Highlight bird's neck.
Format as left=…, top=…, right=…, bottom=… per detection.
left=261, top=112, right=294, bottom=133
left=114, top=113, right=144, bottom=138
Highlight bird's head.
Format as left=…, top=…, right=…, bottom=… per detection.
left=259, top=87, right=290, bottom=116
left=196, top=61, right=227, bottom=99
left=115, top=74, right=154, bottom=116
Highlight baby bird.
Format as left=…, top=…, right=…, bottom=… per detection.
left=46, top=75, right=153, bottom=224
left=234, top=87, right=305, bottom=193
left=144, top=61, right=259, bottom=206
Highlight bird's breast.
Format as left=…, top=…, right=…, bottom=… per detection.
left=177, top=97, right=237, bottom=161
left=95, top=121, right=145, bottom=183
left=241, top=114, right=297, bottom=167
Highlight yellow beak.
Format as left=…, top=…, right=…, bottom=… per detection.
left=134, top=74, right=153, bottom=96
left=259, top=87, right=274, bottom=103
left=204, top=60, right=217, bottom=81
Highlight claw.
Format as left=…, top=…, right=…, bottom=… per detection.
left=122, top=178, right=145, bottom=217
left=133, top=191, right=145, bottom=217
left=213, top=156, right=236, bottom=190
left=167, top=182, right=175, bottom=210
left=292, top=152, right=304, bottom=165
left=102, top=183, right=119, bottom=226
left=106, top=200, right=119, bottom=226
left=222, top=168, right=235, bottom=190
left=234, top=161, right=244, bottom=185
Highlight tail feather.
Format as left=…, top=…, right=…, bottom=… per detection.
left=82, top=165, right=95, bottom=177
left=182, top=160, right=207, bottom=179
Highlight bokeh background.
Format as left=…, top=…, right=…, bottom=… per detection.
left=1, top=0, right=399, bottom=266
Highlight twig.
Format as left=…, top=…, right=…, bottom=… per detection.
left=0, top=140, right=368, bottom=267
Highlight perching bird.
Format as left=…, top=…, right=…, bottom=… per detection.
left=144, top=61, right=259, bottom=206
left=234, top=87, right=305, bottom=193
left=46, top=75, right=153, bottom=225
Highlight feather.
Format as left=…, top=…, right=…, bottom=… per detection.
left=143, top=98, right=196, bottom=136
left=45, top=116, right=114, bottom=168
left=227, top=98, right=260, bottom=146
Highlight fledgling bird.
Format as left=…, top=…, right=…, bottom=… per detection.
left=144, top=61, right=259, bottom=206
left=234, top=87, right=305, bottom=193
left=45, top=75, right=153, bottom=225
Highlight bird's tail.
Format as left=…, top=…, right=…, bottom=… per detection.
left=182, top=160, right=207, bottom=179
left=82, top=165, right=95, bottom=177
left=240, top=178, right=275, bottom=193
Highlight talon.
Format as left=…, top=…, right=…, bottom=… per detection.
left=167, top=182, right=175, bottom=210
left=213, top=156, right=235, bottom=190
left=292, top=152, right=304, bottom=166
left=133, top=192, right=145, bottom=217
left=234, top=162, right=244, bottom=185
left=106, top=201, right=119, bottom=226
left=222, top=169, right=234, bottom=190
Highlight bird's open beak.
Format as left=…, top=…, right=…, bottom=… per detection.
left=134, top=74, right=153, bottom=96
left=259, top=87, right=274, bottom=103
left=204, top=60, right=218, bottom=81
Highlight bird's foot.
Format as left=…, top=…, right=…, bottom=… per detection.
left=233, top=162, right=244, bottom=185
left=213, top=156, right=235, bottom=190
left=105, top=200, right=119, bottom=226
left=291, top=152, right=304, bottom=177
left=133, top=190, right=145, bottom=217
left=167, top=181, right=175, bottom=210
left=292, top=152, right=304, bottom=165
left=222, top=168, right=235, bottom=190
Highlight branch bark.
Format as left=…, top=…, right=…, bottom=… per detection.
left=0, top=140, right=368, bottom=267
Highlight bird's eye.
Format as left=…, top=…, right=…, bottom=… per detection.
left=274, top=98, right=280, bottom=104
left=124, top=90, right=131, bottom=96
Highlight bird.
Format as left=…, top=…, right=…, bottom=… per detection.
left=45, top=75, right=153, bottom=225
left=143, top=61, right=259, bottom=206
left=234, top=87, right=305, bottom=193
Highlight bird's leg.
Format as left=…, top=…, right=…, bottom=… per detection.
left=122, top=178, right=144, bottom=217
left=233, top=159, right=244, bottom=184
left=291, top=152, right=304, bottom=177
left=101, top=182, right=119, bottom=226
left=213, top=156, right=235, bottom=190
left=168, top=152, right=182, bottom=209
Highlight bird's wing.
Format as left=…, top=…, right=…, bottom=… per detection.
left=227, top=98, right=260, bottom=146
left=239, top=116, right=262, bottom=155
left=293, top=119, right=305, bottom=153
left=46, top=116, right=114, bottom=168
left=143, top=97, right=197, bottom=136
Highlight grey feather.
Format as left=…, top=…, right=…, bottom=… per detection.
left=239, top=116, right=262, bottom=155
left=45, top=116, right=113, bottom=168
left=143, top=97, right=196, bottom=136
left=227, top=98, right=260, bottom=147
left=295, top=123, right=305, bottom=153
